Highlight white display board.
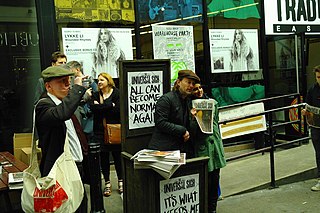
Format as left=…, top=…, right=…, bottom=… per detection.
left=219, top=102, right=267, bottom=139
left=62, top=28, right=133, bottom=78
left=160, top=174, right=199, bottom=212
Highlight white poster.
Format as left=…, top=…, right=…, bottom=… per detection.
left=127, top=71, right=163, bottom=130
left=160, top=174, right=199, bottom=212
left=219, top=102, right=267, bottom=139
left=152, top=25, right=195, bottom=83
left=264, top=0, right=320, bottom=35
left=209, top=29, right=259, bottom=73
left=62, top=28, right=133, bottom=78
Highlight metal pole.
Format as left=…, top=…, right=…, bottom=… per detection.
left=268, top=114, right=277, bottom=188
left=88, top=142, right=105, bottom=213
left=295, top=34, right=300, bottom=94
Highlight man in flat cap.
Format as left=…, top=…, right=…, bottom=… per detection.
left=149, top=69, right=200, bottom=158
left=35, top=66, right=87, bottom=212
left=33, top=51, right=68, bottom=105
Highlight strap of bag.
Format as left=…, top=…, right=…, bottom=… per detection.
left=30, top=100, right=72, bottom=167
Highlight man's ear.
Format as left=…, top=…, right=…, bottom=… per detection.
left=45, top=82, right=51, bottom=91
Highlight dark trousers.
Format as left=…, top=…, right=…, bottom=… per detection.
left=208, top=169, right=220, bottom=212
left=76, top=162, right=88, bottom=213
left=100, top=150, right=123, bottom=182
left=311, top=127, right=320, bottom=177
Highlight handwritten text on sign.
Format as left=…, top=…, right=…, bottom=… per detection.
left=160, top=174, right=200, bottom=213
left=128, top=71, right=163, bottom=130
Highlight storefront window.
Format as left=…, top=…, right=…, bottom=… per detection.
left=0, top=1, right=40, bottom=152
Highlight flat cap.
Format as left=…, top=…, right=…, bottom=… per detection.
left=42, top=66, right=74, bottom=82
left=178, top=69, right=200, bottom=83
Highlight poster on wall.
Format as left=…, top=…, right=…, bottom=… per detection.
left=127, top=71, right=163, bottom=130
left=219, top=102, right=266, bottom=139
left=209, top=29, right=259, bottom=73
left=160, top=174, right=199, bottom=212
left=62, top=27, right=133, bottom=78
left=55, top=0, right=135, bottom=22
left=152, top=25, right=195, bottom=83
left=264, top=0, right=320, bottom=35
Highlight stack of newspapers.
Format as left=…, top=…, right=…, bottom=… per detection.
left=8, top=171, right=24, bottom=190
left=131, top=149, right=186, bottom=179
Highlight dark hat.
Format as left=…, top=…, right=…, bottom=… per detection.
left=42, top=66, right=74, bottom=82
left=178, top=70, right=200, bottom=83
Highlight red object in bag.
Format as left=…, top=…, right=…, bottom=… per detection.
left=33, top=181, right=68, bottom=212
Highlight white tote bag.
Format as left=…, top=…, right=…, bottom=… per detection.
left=21, top=111, right=84, bottom=213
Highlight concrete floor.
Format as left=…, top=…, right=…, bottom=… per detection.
left=85, top=142, right=318, bottom=213
left=217, top=178, right=320, bottom=213
left=86, top=166, right=123, bottom=213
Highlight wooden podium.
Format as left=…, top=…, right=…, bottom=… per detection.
left=119, top=60, right=209, bottom=213
left=122, top=152, right=209, bottom=213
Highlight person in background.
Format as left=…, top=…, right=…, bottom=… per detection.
left=34, top=51, right=67, bottom=105
left=302, top=65, right=320, bottom=191
left=35, top=66, right=88, bottom=212
left=66, top=60, right=98, bottom=185
left=190, top=82, right=226, bottom=213
left=87, top=72, right=123, bottom=197
left=148, top=69, right=200, bottom=158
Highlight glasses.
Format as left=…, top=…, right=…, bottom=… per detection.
left=193, top=86, right=202, bottom=91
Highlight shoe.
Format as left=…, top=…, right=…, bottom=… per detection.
left=103, top=181, right=112, bottom=197
left=118, top=179, right=123, bottom=193
left=311, top=180, right=320, bottom=191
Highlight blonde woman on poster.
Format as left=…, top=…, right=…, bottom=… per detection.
left=230, top=29, right=254, bottom=72
left=93, top=28, right=126, bottom=78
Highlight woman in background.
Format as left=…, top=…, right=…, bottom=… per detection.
left=190, top=83, right=226, bottom=213
left=93, top=28, right=125, bottom=78
left=230, top=29, right=254, bottom=71
left=88, top=72, right=123, bottom=197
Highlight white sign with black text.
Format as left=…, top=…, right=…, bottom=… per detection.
left=264, top=0, right=320, bottom=35
left=127, top=71, right=163, bottom=130
left=160, top=174, right=199, bottom=213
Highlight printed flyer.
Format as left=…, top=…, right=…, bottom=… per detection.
left=209, top=29, right=259, bottom=73
left=62, top=27, right=133, bottom=78
left=152, top=25, right=195, bottom=83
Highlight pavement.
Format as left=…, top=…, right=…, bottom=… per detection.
left=85, top=142, right=319, bottom=213
left=4, top=140, right=317, bottom=212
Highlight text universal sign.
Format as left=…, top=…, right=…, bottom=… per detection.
left=264, top=0, right=320, bottom=35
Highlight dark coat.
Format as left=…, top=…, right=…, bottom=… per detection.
left=36, top=84, right=86, bottom=176
left=89, top=87, right=121, bottom=151
left=148, top=90, right=192, bottom=154
left=306, top=83, right=320, bottom=107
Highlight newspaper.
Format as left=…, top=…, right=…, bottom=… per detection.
left=305, top=104, right=320, bottom=128
left=192, top=99, right=215, bottom=134
left=131, top=149, right=186, bottom=179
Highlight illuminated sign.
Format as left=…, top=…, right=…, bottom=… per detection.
left=264, top=0, right=320, bottom=35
